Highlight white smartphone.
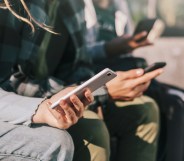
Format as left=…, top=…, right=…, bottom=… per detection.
left=50, top=68, right=117, bottom=109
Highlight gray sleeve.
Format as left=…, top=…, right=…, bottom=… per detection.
left=0, top=89, right=44, bottom=126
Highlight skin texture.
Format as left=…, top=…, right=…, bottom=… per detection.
left=106, top=68, right=163, bottom=101
left=33, top=87, right=94, bottom=129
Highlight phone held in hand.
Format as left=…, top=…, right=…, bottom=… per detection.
left=144, top=62, right=166, bottom=74
left=50, top=68, right=117, bottom=109
left=134, top=18, right=165, bottom=43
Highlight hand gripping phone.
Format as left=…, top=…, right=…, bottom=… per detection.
left=134, top=18, right=165, bottom=42
left=144, top=62, right=166, bottom=74
left=50, top=68, right=117, bottom=109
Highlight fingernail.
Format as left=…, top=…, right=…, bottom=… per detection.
left=71, top=96, right=77, bottom=104
left=136, top=69, right=144, bottom=75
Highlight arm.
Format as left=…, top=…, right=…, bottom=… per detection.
left=86, top=32, right=152, bottom=60
left=7, top=2, right=70, bottom=97
left=104, top=32, right=152, bottom=58
left=0, top=88, right=44, bottom=126
left=0, top=87, right=93, bottom=129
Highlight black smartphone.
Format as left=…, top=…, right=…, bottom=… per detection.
left=134, top=18, right=156, bottom=35
left=144, top=62, right=166, bottom=74
left=134, top=18, right=165, bottom=42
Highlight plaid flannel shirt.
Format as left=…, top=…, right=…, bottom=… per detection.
left=0, top=0, right=109, bottom=105
left=84, top=0, right=134, bottom=61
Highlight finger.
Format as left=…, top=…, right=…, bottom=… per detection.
left=48, top=106, right=67, bottom=126
left=48, top=101, right=73, bottom=129
left=84, top=89, right=94, bottom=104
left=132, top=68, right=164, bottom=87
left=117, top=68, right=144, bottom=80
left=60, top=100, right=78, bottom=124
left=143, top=81, right=151, bottom=91
left=134, top=31, right=148, bottom=41
left=138, top=39, right=153, bottom=47
left=70, top=95, right=84, bottom=117
left=132, top=83, right=149, bottom=95
left=55, top=105, right=65, bottom=115
left=48, top=101, right=66, bottom=120
left=136, top=92, right=143, bottom=98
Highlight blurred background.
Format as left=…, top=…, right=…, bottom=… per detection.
left=127, top=0, right=184, bottom=88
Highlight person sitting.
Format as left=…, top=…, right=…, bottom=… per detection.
left=0, top=1, right=99, bottom=161
left=34, top=0, right=163, bottom=161
left=0, top=0, right=163, bottom=161
left=84, top=0, right=184, bottom=161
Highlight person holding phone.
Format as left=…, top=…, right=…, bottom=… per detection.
left=34, top=1, right=162, bottom=161
left=84, top=0, right=164, bottom=161
left=0, top=0, right=162, bottom=161
left=0, top=1, right=104, bottom=161
left=85, top=0, right=152, bottom=60
left=84, top=1, right=184, bottom=161
left=0, top=81, right=94, bottom=161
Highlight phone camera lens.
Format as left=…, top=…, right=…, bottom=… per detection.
left=107, top=72, right=112, bottom=76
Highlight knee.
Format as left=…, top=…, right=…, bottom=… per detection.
left=83, top=111, right=110, bottom=161
left=141, top=96, right=159, bottom=123
left=71, top=110, right=110, bottom=161
left=40, top=127, right=74, bottom=161
left=135, top=96, right=160, bottom=144
left=0, top=124, right=74, bottom=161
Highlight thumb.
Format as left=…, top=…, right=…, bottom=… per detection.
left=134, top=31, right=148, bottom=41
left=117, top=68, right=144, bottom=80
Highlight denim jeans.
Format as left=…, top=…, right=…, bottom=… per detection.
left=0, top=122, right=74, bottom=161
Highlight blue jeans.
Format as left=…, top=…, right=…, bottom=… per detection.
left=0, top=122, right=74, bottom=161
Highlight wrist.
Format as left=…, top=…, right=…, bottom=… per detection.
left=32, top=99, right=50, bottom=124
left=105, top=83, right=112, bottom=98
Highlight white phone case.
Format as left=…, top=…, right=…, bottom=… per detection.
left=50, top=68, right=117, bottom=109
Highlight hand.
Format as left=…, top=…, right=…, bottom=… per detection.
left=125, top=31, right=153, bottom=51
left=106, top=68, right=163, bottom=101
left=32, top=87, right=93, bottom=129
left=105, top=31, right=152, bottom=57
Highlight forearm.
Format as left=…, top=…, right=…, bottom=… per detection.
left=0, top=88, right=44, bottom=126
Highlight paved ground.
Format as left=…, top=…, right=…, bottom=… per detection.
left=134, top=37, right=184, bottom=89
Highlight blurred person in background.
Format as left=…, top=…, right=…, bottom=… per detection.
left=84, top=0, right=184, bottom=161
left=85, top=0, right=152, bottom=71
